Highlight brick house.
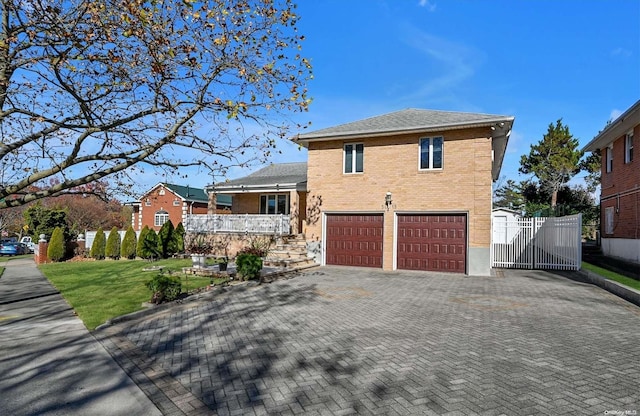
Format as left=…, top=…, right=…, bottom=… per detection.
left=130, top=183, right=231, bottom=232
left=582, top=100, right=639, bottom=264
left=294, top=108, right=514, bottom=275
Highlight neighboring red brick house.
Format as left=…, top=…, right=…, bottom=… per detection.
left=129, top=183, right=231, bottom=231
left=583, top=100, right=640, bottom=264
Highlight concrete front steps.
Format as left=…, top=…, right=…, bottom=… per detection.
left=264, top=234, right=317, bottom=270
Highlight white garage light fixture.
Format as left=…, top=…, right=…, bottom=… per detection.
left=385, top=192, right=393, bottom=211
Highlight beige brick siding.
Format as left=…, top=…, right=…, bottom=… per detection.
left=304, top=127, right=494, bottom=270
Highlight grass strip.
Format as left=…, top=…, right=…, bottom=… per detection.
left=40, top=258, right=225, bottom=330
left=582, top=262, right=640, bottom=291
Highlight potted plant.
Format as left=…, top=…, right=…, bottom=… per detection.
left=186, top=233, right=212, bottom=268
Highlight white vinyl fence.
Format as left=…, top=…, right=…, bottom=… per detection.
left=184, top=214, right=290, bottom=235
left=491, top=214, right=582, bottom=270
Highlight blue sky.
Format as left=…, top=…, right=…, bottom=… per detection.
left=154, top=0, right=639, bottom=193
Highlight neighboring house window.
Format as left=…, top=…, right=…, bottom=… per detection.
left=145, top=199, right=151, bottom=206
left=260, top=194, right=289, bottom=215
left=155, top=210, right=169, bottom=226
left=605, top=206, right=614, bottom=235
left=344, top=143, right=364, bottom=173
left=173, top=200, right=181, bottom=206
left=625, top=131, right=634, bottom=164
left=606, top=145, right=613, bottom=173
left=419, top=137, right=444, bottom=170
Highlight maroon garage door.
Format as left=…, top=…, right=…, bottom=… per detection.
left=326, top=214, right=383, bottom=268
left=397, top=214, right=466, bottom=273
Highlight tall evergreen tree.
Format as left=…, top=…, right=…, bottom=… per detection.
left=519, top=119, right=582, bottom=208
left=90, top=227, right=106, bottom=260
left=121, top=226, right=138, bottom=259
left=105, top=227, right=121, bottom=260
left=47, top=227, right=66, bottom=262
left=136, top=226, right=150, bottom=259
left=157, top=220, right=175, bottom=259
left=174, top=223, right=186, bottom=253
left=140, top=229, right=160, bottom=260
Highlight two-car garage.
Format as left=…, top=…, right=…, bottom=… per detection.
left=325, top=213, right=467, bottom=273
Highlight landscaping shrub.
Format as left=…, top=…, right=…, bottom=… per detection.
left=157, top=220, right=175, bottom=258
left=90, top=227, right=106, bottom=260
left=136, top=226, right=150, bottom=259
left=235, top=251, right=263, bottom=281
left=145, top=273, right=182, bottom=304
left=139, top=229, right=160, bottom=260
left=105, top=227, right=121, bottom=259
left=174, top=222, right=185, bottom=253
left=121, top=226, right=137, bottom=259
left=47, top=227, right=66, bottom=262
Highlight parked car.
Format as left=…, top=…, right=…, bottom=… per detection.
left=19, top=237, right=36, bottom=253
left=0, top=242, right=27, bottom=256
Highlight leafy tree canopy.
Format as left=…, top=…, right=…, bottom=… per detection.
left=0, top=0, right=312, bottom=208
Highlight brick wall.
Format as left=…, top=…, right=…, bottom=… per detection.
left=600, top=123, right=640, bottom=239
left=304, top=127, right=494, bottom=270
left=138, top=186, right=207, bottom=231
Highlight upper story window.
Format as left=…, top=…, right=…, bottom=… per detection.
left=625, top=130, right=634, bottom=164
left=154, top=210, right=169, bottom=227
left=145, top=198, right=151, bottom=206
left=173, top=200, right=181, bottom=206
left=606, top=144, right=613, bottom=173
left=344, top=143, right=364, bottom=174
left=419, top=137, right=443, bottom=170
left=260, top=194, right=289, bottom=214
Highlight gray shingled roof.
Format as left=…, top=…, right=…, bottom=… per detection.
left=296, top=108, right=514, bottom=141
left=213, top=162, right=307, bottom=189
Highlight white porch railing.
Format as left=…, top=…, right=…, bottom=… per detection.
left=184, top=214, right=291, bottom=235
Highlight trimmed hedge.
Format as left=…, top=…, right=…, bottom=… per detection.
left=90, top=227, right=106, bottom=260
left=121, top=226, right=137, bottom=259
left=47, top=227, right=65, bottom=262
left=105, top=227, right=121, bottom=259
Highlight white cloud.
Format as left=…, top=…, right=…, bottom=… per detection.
left=418, top=0, right=437, bottom=12
left=609, top=108, right=623, bottom=121
left=399, top=27, right=485, bottom=104
left=611, top=47, right=632, bottom=58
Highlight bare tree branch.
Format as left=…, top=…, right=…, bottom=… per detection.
left=0, top=0, right=311, bottom=208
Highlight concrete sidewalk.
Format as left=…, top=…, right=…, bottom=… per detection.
left=0, top=257, right=161, bottom=416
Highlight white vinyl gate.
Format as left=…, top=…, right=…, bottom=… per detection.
left=491, top=214, right=582, bottom=270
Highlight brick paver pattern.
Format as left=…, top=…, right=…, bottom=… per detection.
left=107, top=268, right=640, bottom=415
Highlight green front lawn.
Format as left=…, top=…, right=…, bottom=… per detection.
left=40, top=258, right=227, bottom=330
left=582, top=262, right=640, bottom=291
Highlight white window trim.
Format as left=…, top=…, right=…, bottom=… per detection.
left=343, top=143, right=364, bottom=174
left=625, top=130, right=634, bottom=164
left=260, top=194, right=290, bottom=215
left=418, top=136, right=444, bottom=171
left=606, top=144, right=613, bottom=173
left=154, top=210, right=169, bottom=227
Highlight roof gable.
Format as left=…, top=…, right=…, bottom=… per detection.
left=211, top=162, right=307, bottom=192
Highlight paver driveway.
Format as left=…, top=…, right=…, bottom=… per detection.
left=97, top=267, right=640, bottom=415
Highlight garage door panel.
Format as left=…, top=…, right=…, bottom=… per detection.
left=397, top=214, right=466, bottom=273
left=326, top=214, right=383, bottom=268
